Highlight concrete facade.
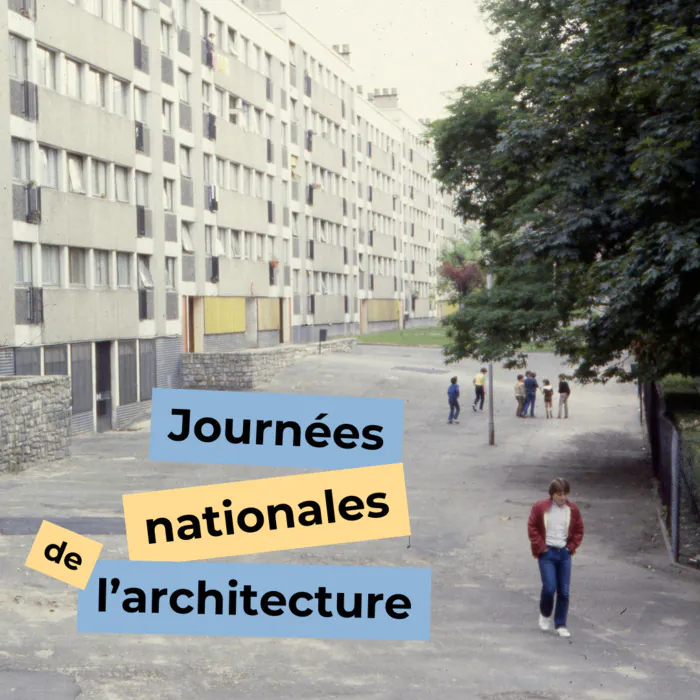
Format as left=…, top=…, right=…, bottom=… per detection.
left=1, top=0, right=462, bottom=434
left=0, top=375, right=71, bottom=471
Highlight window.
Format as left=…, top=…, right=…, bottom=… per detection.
left=180, top=146, right=191, bottom=177
left=176, top=0, right=189, bottom=28
left=217, top=227, right=227, bottom=255
left=115, top=165, right=129, bottom=202
left=163, top=178, right=175, bottom=211
left=67, top=154, right=85, bottom=193
left=94, top=250, right=110, bottom=287
left=244, top=232, right=253, bottom=259
left=138, top=255, right=154, bottom=288
left=112, top=0, right=127, bottom=29
left=232, top=230, right=241, bottom=258
left=178, top=70, right=190, bottom=103
left=14, top=243, right=32, bottom=286
left=9, top=35, right=28, bottom=80
left=228, top=28, right=238, bottom=55
left=42, top=245, right=62, bottom=287
left=203, top=154, right=212, bottom=184
left=135, top=171, right=149, bottom=207
left=66, top=58, right=82, bottom=99
left=165, top=257, right=176, bottom=288
left=87, top=67, right=106, bottom=106
left=69, top=248, right=87, bottom=286
left=162, top=99, right=173, bottom=133
left=134, top=88, right=147, bottom=122
left=36, top=46, right=56, bottom=89
left=118, top=341, right=137, bottom=405
left=230, top=162, right=239, bottom=191
left=133, top=3, right=146, bottom=40
left=204, top=226, right=213, bottom=256
left=255, top=172, right=263, bottom=198
left=181, top=222, right=195, bottom=253
left=12, top=139, right=30, bottom=181
left=216, top=158, right=226, bottom=188
left=161, top=22, right=171, bottom=55
left=215, top=88, right=225, bottom=118
left=40, top=146, right=59, bottom=189
left=92, top=159, right=107, bottom=197
left=256, top=233, right=265, bottom=261
left=117, top=252, right=132, bottom=287
left=113, top=79, right=128, bottom=116
left=202, top=80, right=211, bottom=108
left=15, top=347, right=41, bottom=376
left=45, top=345, right=68, bottom=376
left=85, top=0, right=106, bottom=18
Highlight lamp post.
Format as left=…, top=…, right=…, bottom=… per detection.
left=487, top=269, right=495, bottom=446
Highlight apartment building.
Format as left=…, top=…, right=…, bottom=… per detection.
left=1, top=0, right=462, bottom=435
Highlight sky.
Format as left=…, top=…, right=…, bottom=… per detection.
left=281, top=0, right=498, bottom=121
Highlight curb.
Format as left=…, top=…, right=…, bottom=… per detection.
left=357, top=342, right=443, bottom=349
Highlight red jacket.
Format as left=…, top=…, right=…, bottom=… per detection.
left=527, top=498, right=584, bottom=558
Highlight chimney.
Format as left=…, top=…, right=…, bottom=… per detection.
left=370, top=87, right=399, bottom=109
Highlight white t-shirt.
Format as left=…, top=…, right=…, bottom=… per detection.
left=545, top=503, right=568, bottom=548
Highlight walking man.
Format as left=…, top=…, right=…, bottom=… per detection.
left=522, top=371, right=539, bottom=417
left=558, top=374, right=571, bottom=419
left=473, top=367, right=487, bottom=412
left=527, top=478, right=584, bottom=638
left=447, top=376, right=460, bottom=424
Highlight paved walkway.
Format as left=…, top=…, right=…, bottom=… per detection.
left=1, top=347, right=699, bottom=699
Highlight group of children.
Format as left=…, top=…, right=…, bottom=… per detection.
left=515, top=372, right=571, bottom=419
left=447, top=370, right=572, bottom=424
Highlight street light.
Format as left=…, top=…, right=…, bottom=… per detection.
left=487, top=269, right=495, bottom=446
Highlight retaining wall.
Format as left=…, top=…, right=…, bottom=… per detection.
left=182, top=338, right=357, bottom=391
left=0, top=376, right=72, bottom=472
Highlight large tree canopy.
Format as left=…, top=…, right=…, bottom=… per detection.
left=430, top=0, right=700, bottom=382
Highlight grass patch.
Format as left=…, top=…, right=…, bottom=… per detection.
left=357, top=327, right=556, bottom=352
left=357, top=327, right=447, bottom=346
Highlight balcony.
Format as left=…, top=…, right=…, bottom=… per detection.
left=134, top=38, right=149, bottom=73
left=204, top=112, right=217, bottom=140
left=15, top=287, right=43, bottom=325
left=162, top=54, right=174, bottom=85
left=205, top=256, right=220, bottom=283
left=10, top=0, right=36, bottom=19
left=136, top=206, right=152, bottom=238
left=9, top=80, right=38, bottom=121
left=135, top=121, right=149, bottom=155
left=138, top=289, right=154, bottom=320
left=166, top=291, right=179, bottom=320
left=12, top=183, right=42, bottom=224
left=181, top=253, right=196, bottom=282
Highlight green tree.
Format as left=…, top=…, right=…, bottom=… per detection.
left=430, top=0, right=700, bottom=382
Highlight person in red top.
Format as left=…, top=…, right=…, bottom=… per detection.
left=527, top=478, right=584, bottom=638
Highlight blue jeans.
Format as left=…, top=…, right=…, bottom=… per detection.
left=448, top=400, right=460, bottom=422
left=538, top=546, right=572, bottom=628
left=523, top=392, right=536, bottom=416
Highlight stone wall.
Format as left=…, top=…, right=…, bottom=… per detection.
left=0, top=376, right=72, bottom=472
left=182, top=338, right=357, bottom=391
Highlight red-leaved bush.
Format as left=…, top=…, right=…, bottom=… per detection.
left=440, top=261, right=484, bottom=295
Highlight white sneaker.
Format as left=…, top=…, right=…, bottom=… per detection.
left=538, top=614, right=551, bottom=631
left=557, top=627, right=571, bottom=638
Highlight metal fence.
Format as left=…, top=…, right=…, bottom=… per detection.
left=640, top=382, right=700, bottom=566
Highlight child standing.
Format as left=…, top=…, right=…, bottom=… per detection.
left=558, top=374, right=571, bottom=419
left=515, top=374, right=525, bottom=417
left=542, top=379, right=554, bottom=418
left=448, top=376, right=460, bottom=424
